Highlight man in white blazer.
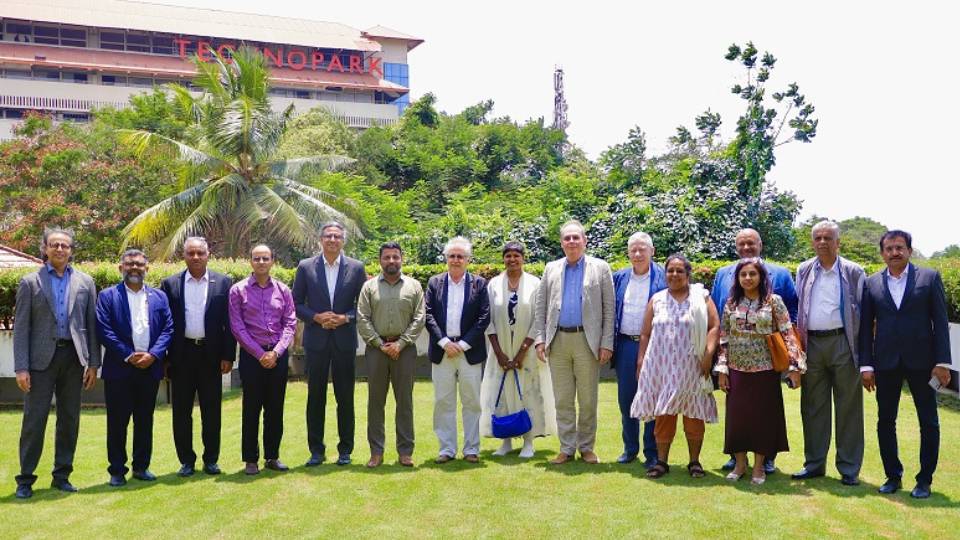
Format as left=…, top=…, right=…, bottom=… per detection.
left=534, top=220, right=615, bottom=464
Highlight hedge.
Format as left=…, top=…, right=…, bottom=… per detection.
left=2, top=258, right=959, bottom=325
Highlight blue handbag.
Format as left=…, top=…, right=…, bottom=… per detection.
left=491, top=369, right=533, bottom=439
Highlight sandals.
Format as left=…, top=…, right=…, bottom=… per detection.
left=687, top=461, right=706, bottom=478
left=646, top=460, right=670, bottom=478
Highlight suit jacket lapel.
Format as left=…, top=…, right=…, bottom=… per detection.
left=117, top=283, right=133, bottom=344
left=66, top=267, right=79, bottom=319
left=204, top=272, right=216, bottom=315
left=439, top=273, right=449, bottom=335
left=177, top=271, right=188, bottom=320
left=460, top=272, right=472, bottom=322
left=317, top=256, right=333, bottom=308
left=334, top=256, right=347, bottom=303
left=881, top=271, right=897, bottom=311
left=38, top=268, right=56, bottom=313
left=900, top=263, right=917, bottom=311
left=580, top=258, right=590, bottom=313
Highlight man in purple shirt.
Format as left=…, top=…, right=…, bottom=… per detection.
left=228, top=244, right=297, bottom=476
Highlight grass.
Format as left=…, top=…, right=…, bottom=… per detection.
left=1, top=381, right=957, bottom=539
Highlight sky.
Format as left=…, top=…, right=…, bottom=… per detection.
left=167, top=0, right=958, bottom=254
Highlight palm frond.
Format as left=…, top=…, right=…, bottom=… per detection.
left=121, top=182, right=210, bottom=249
left=265, top=155, right=356, bottom=179
left=118, top=129, right=227, bottom=170
left=273, top=178, right=363, bottom=239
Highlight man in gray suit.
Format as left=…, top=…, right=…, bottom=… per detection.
left=534, top=220, right=615, bottom=464
left=13, top=228, right=100, bottom=499
left=791, top=220, right=866, bottom=486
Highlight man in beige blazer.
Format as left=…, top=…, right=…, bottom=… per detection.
left=534, top=220, right=615, bottom=464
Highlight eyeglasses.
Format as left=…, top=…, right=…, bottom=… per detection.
left=47, top=242, right=72, bottom=250
left=122, top=261, right=146, bottom=268
left=252, top=256, right=272, bottom=263
left=322, top=233, right=344, bottom=240
left=446, top=254, right=466, bottom=260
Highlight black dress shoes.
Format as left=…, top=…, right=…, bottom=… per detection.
left=336, top=455, right=352, bottom=466
left=721, top=457, right=737, bottom=471
left=878, top=478, right=902, bottom=494
left=910, top=483, right=931, bottom=499
left=642, top=457, right=658, bottom=470
left=763, top=458, right=777, bottom=475
left=15, top=484, right=33, bottom=499
left=203, top=463, right=222, bottom=475
left=132, top=470, right=157, bottom=481
left=840, top=475, right=860, bottom=486
left=51, top=479, right=78, bottom=492
left=109, top=475, right=127, bottom=487
left=177, top=464, right=195, bottom=477
left=265, top=459, right=289, bottom=471
left=791, top=468, right=825, bottom=480
left=305, top=454, right=326, bottom=467
left=616, top=453, right=638, bottom=464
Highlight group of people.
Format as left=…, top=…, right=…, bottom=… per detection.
left=11, top=219, right=952, bottom=501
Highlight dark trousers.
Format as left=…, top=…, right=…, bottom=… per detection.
left=17, top=345, right=83, bottom=486
left=305, top=340, right=355, bottom=457
left=104, top=369, right=160, bottom=476
left=240, top=349, right=288, bottom=463
left=367, top=344, right=416, bottom=456
left=171, top=341, right=224, bottom=466
left=614, top=336, right=656, bottom=462
left=876, top=365, right=940, bottom=485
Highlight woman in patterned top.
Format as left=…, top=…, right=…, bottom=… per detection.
left=630, top=254, right=720, bottom=479
left=480, top=242, right=556, bottom=458
left=715, top=257, right=806, bottom=485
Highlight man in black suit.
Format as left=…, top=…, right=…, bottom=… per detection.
left=860, top=230, right=952, bottom=499
left=425, top=236, right=490, bottom=464
left=293, top=222, right=367, bottom=466
left=160, top=237, right=236, bottom=477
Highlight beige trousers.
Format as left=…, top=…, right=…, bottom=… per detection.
left=548, top=331, right=600, bottom=455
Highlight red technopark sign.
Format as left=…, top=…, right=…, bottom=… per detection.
left=173, top=39, right=383, bottom=78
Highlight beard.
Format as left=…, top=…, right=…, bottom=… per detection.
left=123, top=272, right=143, bottom=285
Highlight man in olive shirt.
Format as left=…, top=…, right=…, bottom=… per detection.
left=357, top=242, right=426, bottom=468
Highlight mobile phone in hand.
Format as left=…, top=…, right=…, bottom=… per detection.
left=929, top=376, right=944, bottom=392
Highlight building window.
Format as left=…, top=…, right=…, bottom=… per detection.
left=3, top=109, right=25, bottom=119
left=33, top=25, right=60, bottom=45
left=63, top=72, right=88, bottom=83
left=3, top=69, right=32, bottom=80
left=129, top=77, right=154, bottom=87
left=152, top=35, right=174, bottom=55
left=60, top=28, right=87, bottom=47
left=4, top=21, right=33, bottom=42
left=101, top=74, right=127, bottom=85
left=126, top=33, right=150, bottom=53
left=295, top=90, right=311, bottom=99
left=100, top=31, right=125, bottom=50
left=61, top=112, right=90, bottom=122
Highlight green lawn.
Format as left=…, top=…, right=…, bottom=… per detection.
left=1, top=381, right=957, bottom=538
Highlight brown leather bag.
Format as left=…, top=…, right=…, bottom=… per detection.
left=766, top=298, right=791, bottom=372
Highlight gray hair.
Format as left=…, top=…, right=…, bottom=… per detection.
left=559, top=219, right=586, bottom=239
left=442, top=236, right=473, bottom=258
left=627, top=231, right=654, bottom=250
left=810, top=220, right=840, bottom=240
left=40, top=227, right=76, bottom=262
left=183, top=236, right=209, bottom=252
left=120, top=248, right=148, bottom=263
left=321, top=221, right=347, bottom=241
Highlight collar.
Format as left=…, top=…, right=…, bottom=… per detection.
left=322, top=253, right=342, bottom=268
left=378, top=272, right=405, bottom=285
left=186, top=270, right=209, bottom=284
left=885, top=264, right=911, bottom=281
left=631, top=267, right=651, bottom=280
left=247, top=274, right=275, bottom=289
left=45, top=262, right=72, bottom=276
left=565, top=255, right=586, bottom=270
left=448, top=272, right=467, bottom=285
left=814, top=258, right=840, bottom=275
left=124, top=284, right=147, bottom=295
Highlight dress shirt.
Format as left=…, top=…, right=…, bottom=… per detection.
left=620, top=270, right=651, bottom=335
left=558, top=256, right=585, bottom=327
left=228, top=276, right=297, bottom=358
left=184, top=271, right=209, bottom=339
left=807, top=260, right=843, bottom=331
left=46, top=263, right=72, bottom=340
left=356, top=274, right=426, bottom=350
left=887, top=266, right=909, bottom=309
left=126, top=285, right=150, bottom=361
left=437, top=274, right=471, bottom=351
left=323, top=253, right=342, bottom=305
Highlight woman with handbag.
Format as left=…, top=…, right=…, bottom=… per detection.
left=715, top=257, right=806, bottom=485
left=630, top=254, right=720, bottom=479
left=480, top=242, right=557, bottom=458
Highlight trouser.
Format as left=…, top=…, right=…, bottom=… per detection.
left=432, top=353, right=482, bottom=457
left=548, top=331, right=600, bottom=456
left=305, top=341, right=355, bottom=457
left=614, top=336, right=656, bottom=461
left=105, top=369, right=160, bottom=476
left=654, top=415, right=705, bottom=444
left=876, top=365, right=940, bottom=485
left=799, top=333, right=864, bottom=477
left=240, top=349, right=289, bottom=462
left=17, top=345, right=83, bottom=486
left=171, top=340, right=223, bottom=467
left=367, top=344, right=416, bottom=456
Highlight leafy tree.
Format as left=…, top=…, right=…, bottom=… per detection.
left=276, top=107, right=357, bottom=159
left=932, top=245, right=960, bottom=259
left=120, top=47, right=356, bottom=261
left=93, top=87, right=191, bottom=141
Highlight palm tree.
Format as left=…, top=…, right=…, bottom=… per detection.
left=120, top=46, right=358, bottom=259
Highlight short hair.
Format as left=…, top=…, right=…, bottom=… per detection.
left=810, top=220, right=840, bottom=240
left=183, top=236, right=209, bottom=252
left=559, top=219, right=586, bottom=239
left=120, top=248, right=148, bottom=263
left=40, top=227, right=75, bottom=262
left=664, top=253, right=692, bottom=276
left=443, top=236, right=473, bottom=258
left=379, top=241, right=403, bottom=256
left=321, top=221, right=346, bottom=241
left=627, top=231, right=653, bottom=250
left=728, top=257, right=771, bottom=308
left=880, top=229, right=912, bottom=250
left=502, top=241, right=525, bottom=256
left=250, top=244, right=273, bottom=258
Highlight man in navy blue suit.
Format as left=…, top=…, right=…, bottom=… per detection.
left=96, top=249, right=173, bottom=487
left=860, top=230, right=952, bottom=499
left=612, top=232, right=666, bottom=468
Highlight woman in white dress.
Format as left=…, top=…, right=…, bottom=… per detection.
left=480, top=242, right=557, bottom=458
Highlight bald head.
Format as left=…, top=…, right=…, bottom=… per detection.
left=735, top=228, right=762, bottom=258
